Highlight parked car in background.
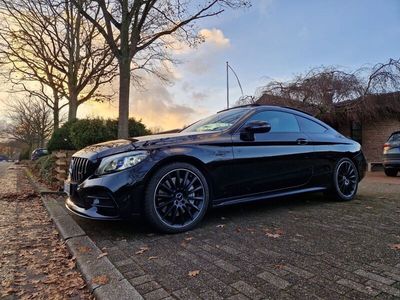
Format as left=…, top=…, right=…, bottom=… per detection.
left=383, top=131, right=400, bottom=177
left=31, top=148, right=49, bottom=161
left=65, top=105, right=367, bottom=233
left=0, top=155, right=8, bottom=162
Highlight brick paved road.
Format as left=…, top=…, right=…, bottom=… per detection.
left=69, top=173, right=400, bottom=299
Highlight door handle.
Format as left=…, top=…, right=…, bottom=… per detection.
left=297, top=138, right=308, bottom=145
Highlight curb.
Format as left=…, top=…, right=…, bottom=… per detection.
left=25, top=169, right=143, bottom=300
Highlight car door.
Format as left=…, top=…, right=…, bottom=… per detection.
left=296, top=115, right=350, bottom=182
left=229, top=109, right=314, bottom=197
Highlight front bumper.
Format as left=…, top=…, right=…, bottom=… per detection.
left=65, top=167, right=146, bottom=220
left=66, top=197, right=121, bottom=220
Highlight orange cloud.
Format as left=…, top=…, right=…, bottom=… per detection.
left=78, top=76, right=209, bottom=131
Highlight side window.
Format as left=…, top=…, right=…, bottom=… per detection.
left=247, top=111, right=300, bottom=133
left=389, top=133, right=400, bottom=142
left=297, top=116, right=327, bottom=133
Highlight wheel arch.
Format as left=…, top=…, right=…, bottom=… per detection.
left=143, top=155, right=215, bottom=200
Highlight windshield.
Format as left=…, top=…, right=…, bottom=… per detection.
left=182, top=108, right=250, bottom=133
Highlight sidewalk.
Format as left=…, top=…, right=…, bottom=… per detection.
left=0, top=164, right=92, bottom=299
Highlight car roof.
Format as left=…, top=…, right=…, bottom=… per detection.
left=219, top=104, right=314, bottom=118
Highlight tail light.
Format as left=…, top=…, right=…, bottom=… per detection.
left=383, top=143, right=390, bottom=152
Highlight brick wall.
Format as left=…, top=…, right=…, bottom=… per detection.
left=335, top=119, right=400, bottom=163
left=337, top=123, right=351, bottom=138
left=361, top=119, right=400, bottom=162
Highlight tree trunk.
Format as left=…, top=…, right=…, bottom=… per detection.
left=68, top=92, right=78, bottom=121
left=53, top=107, right=59, bottom=130
left=118, top=57, right=131, bottom=139
left=118, top=0, right=130, bottom=139
left=53, top=91, right=60, bottom=130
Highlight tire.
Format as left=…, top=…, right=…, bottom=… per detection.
left=384, top=168, right=398, bottom=177
left=143, top=162, right=210, bottom=233
left=326, top=158, right=359, bottom=201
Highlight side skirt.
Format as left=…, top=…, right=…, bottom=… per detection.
left=212, top=187, right=327, bottom=207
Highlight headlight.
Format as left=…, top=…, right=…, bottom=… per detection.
left=96, top=151, right=149, bottom=175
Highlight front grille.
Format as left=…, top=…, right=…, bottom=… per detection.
left=70, top=157, right=94, bottom=183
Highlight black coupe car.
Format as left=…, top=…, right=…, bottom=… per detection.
left=65, top=105, right=367, bottom=233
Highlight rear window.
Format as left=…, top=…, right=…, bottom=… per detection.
left=388, top=133, right=400, bottom=142
left=296, top=116, right=327, bottom=133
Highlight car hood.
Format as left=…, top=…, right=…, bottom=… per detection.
left=73, top=131, right=219, bottom=160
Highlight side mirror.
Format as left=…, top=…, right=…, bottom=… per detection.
left=243, top=121, right=271, bottom=134
left=240, top=121, right=271, bottom=141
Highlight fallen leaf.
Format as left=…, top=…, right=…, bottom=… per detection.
left=216, top=224, right=225, bottom=228
left=148, top=256, right=158, bottom=260
left=366, top=286, right=374, bottom=292
left=184, top=237, right=193, bottom=241
left=264, top=228, right=284, bottom=239
left=77, top=246, right=91, bottom=254
left=389, top=244, right=400, bottom=250
left=274, top=264, right=285, bottom=270
left=135, top=246, right=149, bottom=255
left=365, top=206, right=373, bottom=209
left=188, top=270, right=200, bottom=277
left=92, top=275, right=109, bottom=285
left=246, top=228, right=256, bottom=234
left=97, top=252, right=108, bottom=259
left=265, top=233, right=281, bottom=239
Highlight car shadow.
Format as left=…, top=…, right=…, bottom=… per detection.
left=71, top=192, right=334, bottom=238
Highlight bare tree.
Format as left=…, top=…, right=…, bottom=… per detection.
left=2, top=98, right=53, bottom=152
left=0, top=0, right=117, bottom=128
left=0, top=140, right=23, bottom=160
left=363, top=58, right=400, bottom=95
left=255, top=58, right=400, bottom=114
left=71, top=0, right=251, bottom=138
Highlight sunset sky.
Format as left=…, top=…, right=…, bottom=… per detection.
left=3, top=0, right=400, bottom=131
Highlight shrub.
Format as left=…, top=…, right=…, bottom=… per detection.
left=69, top=118, right=114, bottom=150
left=105, top=118, right=151, bottom=138
left=47, top=117, right=151, bottom=151
left=47, top=121, right=77, bottom=152
left=33, top=154, right=57, bottom=185
left=19, top=148, right=31, bottom=160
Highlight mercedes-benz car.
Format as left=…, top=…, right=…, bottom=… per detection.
left=65, top=105, right=367, bottom=233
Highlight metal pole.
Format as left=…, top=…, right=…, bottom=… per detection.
left=226, top=61, right=229, bottom=109
left=228, top=64, right=244, bottom=97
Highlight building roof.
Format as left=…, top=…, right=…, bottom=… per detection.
left=256, top=92, right=400, bottom=124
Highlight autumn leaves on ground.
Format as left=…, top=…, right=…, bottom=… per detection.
left=0, top=165, right=92, bottom=299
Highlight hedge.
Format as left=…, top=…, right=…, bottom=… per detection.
left=47, top=118, right=151, bottom=151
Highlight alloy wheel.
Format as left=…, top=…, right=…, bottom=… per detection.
left=154, top=168, right=205, bottom=228
left=336, top=160, right=357, bottom=197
